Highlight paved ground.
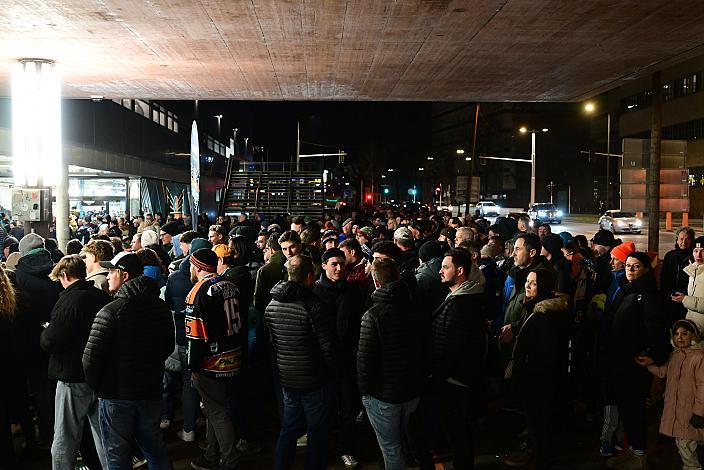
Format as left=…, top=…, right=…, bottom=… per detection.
left=16, top=392, right=686, bottom=469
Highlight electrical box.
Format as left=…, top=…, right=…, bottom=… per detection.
left=12, top=188, right=51, bottom=222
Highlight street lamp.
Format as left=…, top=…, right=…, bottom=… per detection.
left=427, top=156, right=434, bottom=161
left=456, top=149, right=465, bottom=154
left=584, top=102, right=612, bottom=209
left=518, top=126, right=549, bottom=206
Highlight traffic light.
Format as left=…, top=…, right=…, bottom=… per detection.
left=435, top=187, right=441, bottom=193
left=366, top=194, right=372, bottom=201
left=383, top=188, right=389, bottom=195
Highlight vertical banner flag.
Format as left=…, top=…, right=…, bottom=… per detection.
left=190, top=120, right=200, bottom=230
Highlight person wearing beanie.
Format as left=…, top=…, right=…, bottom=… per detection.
left=356, top=226, right=375, bottom=260
left=141, top=228, right=171, bottom=270
left=673, top=236, right=704, bottom=333
left=591, top=229, right=617, bottom=297
left=601, top=251, right=669, bottom=469
left=186, top=247, right=245, bottom=470
left=2, top=236, right=18, bottom=261
left=540, top=233, right=572, bottom=296
left=415, top=240, right=449, bottom=321
left=662, top=228, right=695, bottom=324
left=636, top=317, right=704, bottom=470
left=14, top=231, right=62, bottom=445
left=83, top=251, right=174, bottom=469
left=438, top=226, right=456, bottom=250
left=163, top=236, right=210, bottom=442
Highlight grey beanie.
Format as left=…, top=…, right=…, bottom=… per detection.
left=19, top=233, right=45, bottom=256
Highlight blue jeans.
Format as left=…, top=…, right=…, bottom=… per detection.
left=98, top=399, right=171, bottom=470
left=52, top=381, right=107, bottom=470
left=362, top=395, right=419, bottom=470
left=275, top=383, right=334, bottom=470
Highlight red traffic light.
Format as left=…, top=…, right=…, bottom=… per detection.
left=366, top=194, right=372, bottom=201
left=435, top=187, right=441, bottom=193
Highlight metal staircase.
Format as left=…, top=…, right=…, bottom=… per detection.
left=218, top=161, right=324, bottom=218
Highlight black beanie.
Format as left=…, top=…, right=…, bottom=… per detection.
left=419, top=240, right=445, bottom=262
left=321, top=248, right=345, bottom=263
left=540, top=233, right=564, bottom=258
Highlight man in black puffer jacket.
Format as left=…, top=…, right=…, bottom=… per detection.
left=313, top=248, right=365, bottom=468
left=82, top=252, right=174, bottom=469
left=40, top=255, right=111, bottom=470
left=15, top=233, right=63, bottom=445
left=358, top=258, right=426, bottom=470
left=430, top=248, right=487, bottom=470
left=265, top=254, right=337, bottom=470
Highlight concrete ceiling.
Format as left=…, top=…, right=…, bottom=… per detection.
left=2, top=0, right=704, bottom=101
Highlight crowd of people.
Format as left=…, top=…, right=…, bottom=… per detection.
left=0, top=206, right=703, bottom=470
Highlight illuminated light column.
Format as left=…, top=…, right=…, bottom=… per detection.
left=12, top=59, right=68, bottom=249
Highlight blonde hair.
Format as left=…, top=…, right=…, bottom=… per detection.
left=49, top=254, right=87, bottom=282
left=0, top=265, right=17, bottom=320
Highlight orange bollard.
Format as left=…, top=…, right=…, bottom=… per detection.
left=636, top=211, right=643, bottom=219
left=683, top=212, right=689, bottom=227
left=666, top=212, right=672, bottom=230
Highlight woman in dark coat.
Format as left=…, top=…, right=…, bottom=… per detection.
left=506, top=267, right=571, bottom=469
left=603, top=252, right=670, bottom=469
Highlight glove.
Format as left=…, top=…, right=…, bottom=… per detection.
left=690, top=414, right=704, bottom=429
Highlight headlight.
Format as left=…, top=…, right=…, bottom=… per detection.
left=538, top=210, right=547, bottom=217
left=635, top=219, right=642, bottom=227
left=556, top=210, right=563, bottom=217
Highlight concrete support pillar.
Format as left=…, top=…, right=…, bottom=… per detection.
left=647, top=71, right=662, bottom=253
left=666, top=212, right=672, bottom=231
left=55, top=160, right=70, bottom=252
left=683, top=212, right=689, bottom=227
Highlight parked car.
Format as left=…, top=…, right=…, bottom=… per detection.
left=598, top=210, right=642, bottom=234
left=527, top=202, right=562, bottom=224
left=474, top=201, right=502, bottom=217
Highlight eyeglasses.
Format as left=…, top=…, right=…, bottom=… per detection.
left=625, top=263, right=642, bottom=271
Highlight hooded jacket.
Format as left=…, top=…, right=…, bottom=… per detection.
left=430, top=264, right=487, bottom=386
left=15, top=248, right=63, bottom=366
left=264, top=280, right=337, bottom=389
left=682, top=262, right=704, bottom=332
left=40, top=280, right=111, bottom=382
left=646, top=336, right=704, bottom=440
left=415, top=257, right=449, bottom=316
left=603, top=273, right=670, bottom=382
left=511, top=295, right=571, bottom=381
left=83, top=276, right=175, bottom=400
left=503, top=255, right=553, bottom=331
left=358, top=280, right=426, bottom=403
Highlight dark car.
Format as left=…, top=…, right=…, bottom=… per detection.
left=527, top=203, right=563, bottom=224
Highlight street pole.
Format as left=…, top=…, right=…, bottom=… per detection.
left=465, top=104, right=479, bottom=217
left=530, top=131, right=536, bottom=206
left=647, top=71, right=662, bottom=253
left=296, top=121, right=300, bottom=171
left=606, top=113, right=611, bottom=209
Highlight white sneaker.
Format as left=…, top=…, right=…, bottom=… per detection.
left=132, top=456, right=147, bottom=468
left=177, top=429, right=196, bottom=442
left=296, top=434, right=308, bottom=447
left=341, top=454, right=359, bottom=469
left=159, top=419, right=171, bottom=429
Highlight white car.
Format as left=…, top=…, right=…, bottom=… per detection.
left=598, top=210, right=642, bottom=234
left=474, top=201, right=501, bottom=217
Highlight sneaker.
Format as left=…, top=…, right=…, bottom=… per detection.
left=132, top=456, right=147, bottom=468
left=600, top=441, right=615, bottom=457
left=235, top=438, right=262, bottom=456
left=504, top=448, right=534, bottom=467
left=190, top=456, right=215, bottom=470
left=159, top=419, right=171, bottom=429
left=74, top=462, right=89, bottom=470
left=178, top=429, right=196, bottom=442
left=296, top=434, right=307, bottom=447
left=341, top=454, right=359, bottom=469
